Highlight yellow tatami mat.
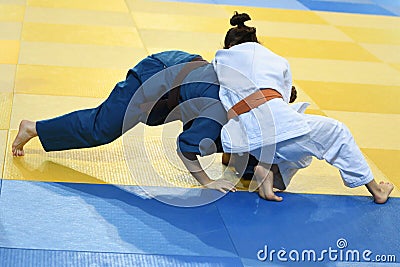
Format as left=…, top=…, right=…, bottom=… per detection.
left=0, top=93, right=12, bottom=129
left=0, top=40, right=19, bottom=64
left=297, top=81, right=400, bottom=114
left=5, top=124, right=240, bottom=189
left=15, top=65, right=126, bottom=97
left=0, top=4, right=25, bottom=21
left=27, top=0, right=128, bottom=13
left=363, top=148, right=400, bottom=189
left=1, top=0, right=399, bottom=199
left=9, top=94, right=103, bottom=128
left=0, top=130, right=7, bottom=174
left=0, top=64, right=16, bottom=92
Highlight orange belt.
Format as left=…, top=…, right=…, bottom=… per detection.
left=227, top=89, right=282, bottom=120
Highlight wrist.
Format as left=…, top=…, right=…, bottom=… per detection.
left=198, top=176, right=213, bottom=186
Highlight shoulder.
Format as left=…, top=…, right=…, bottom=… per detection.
left=151, top=51, right=200, bottom=65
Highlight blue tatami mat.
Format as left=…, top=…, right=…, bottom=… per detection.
left=216, top=192, right=400, bottom=266
left=214, top=0, right=309, bottom=10
left=161, top=0, right=399, bottom=16
left=1, top=180, right=399, bottom=266
left=0, top=180, right=237, bottom=257
left=0, top=248, right=242, bottom=267
left=296, top=0, right=397, bottom=16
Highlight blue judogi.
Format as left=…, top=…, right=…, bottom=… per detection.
left=36, top=51, right=225, bottom=156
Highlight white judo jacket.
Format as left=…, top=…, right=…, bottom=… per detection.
left=213, top=42, right=311, bottom=155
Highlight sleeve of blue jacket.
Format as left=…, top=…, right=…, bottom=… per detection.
left=177, top=65, right=226, bottom=156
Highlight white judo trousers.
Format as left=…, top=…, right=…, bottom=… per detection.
left=263, top=113, right=374, bottom=188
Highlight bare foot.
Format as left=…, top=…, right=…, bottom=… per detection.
left=12, top=120, right=37, bottom=157
left=271, top=164, right=286, bottom=191
left=255, top=165, right=283, bottom=202
left=374, top=182, right=394, bottom=204
left=366, top=180, right=394, bottom=204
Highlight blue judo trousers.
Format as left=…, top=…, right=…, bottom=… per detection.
left=36, top=51, right=226, bottom=156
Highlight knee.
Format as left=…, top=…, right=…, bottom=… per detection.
left=87, top=124, right=122, bottom=146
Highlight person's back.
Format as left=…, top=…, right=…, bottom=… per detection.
left=214, top=42, right=311, bottom=152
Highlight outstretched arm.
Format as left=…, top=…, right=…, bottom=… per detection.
left=178, top=151, right=236, bottom=193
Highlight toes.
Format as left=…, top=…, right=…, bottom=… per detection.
left=387, top=183, right=394, bottom=190
left=15, top=149, right=24, bottom=157
left=374, top=199, right=385, bottom=204
left=266, top=194, right=283, bottom=202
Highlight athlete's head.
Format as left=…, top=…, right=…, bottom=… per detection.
left=223, top=12, right=259, bottom=49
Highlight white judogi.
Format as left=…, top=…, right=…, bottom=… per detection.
left=213, top=42, right=311, bottom=155
left=273, top=112, right=373, bottom=187
left=213, top=42, right=374, bottom=188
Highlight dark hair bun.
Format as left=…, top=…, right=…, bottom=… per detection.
left=230, top=11, right=251, bottom=27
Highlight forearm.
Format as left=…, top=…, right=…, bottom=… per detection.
left=177, top=151, right=213, bottom=186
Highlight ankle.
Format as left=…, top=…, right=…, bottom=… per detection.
left=23, top=120, right=37, bottom=137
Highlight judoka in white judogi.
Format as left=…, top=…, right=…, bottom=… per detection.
left=213, top=42, right=374, bottom=189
